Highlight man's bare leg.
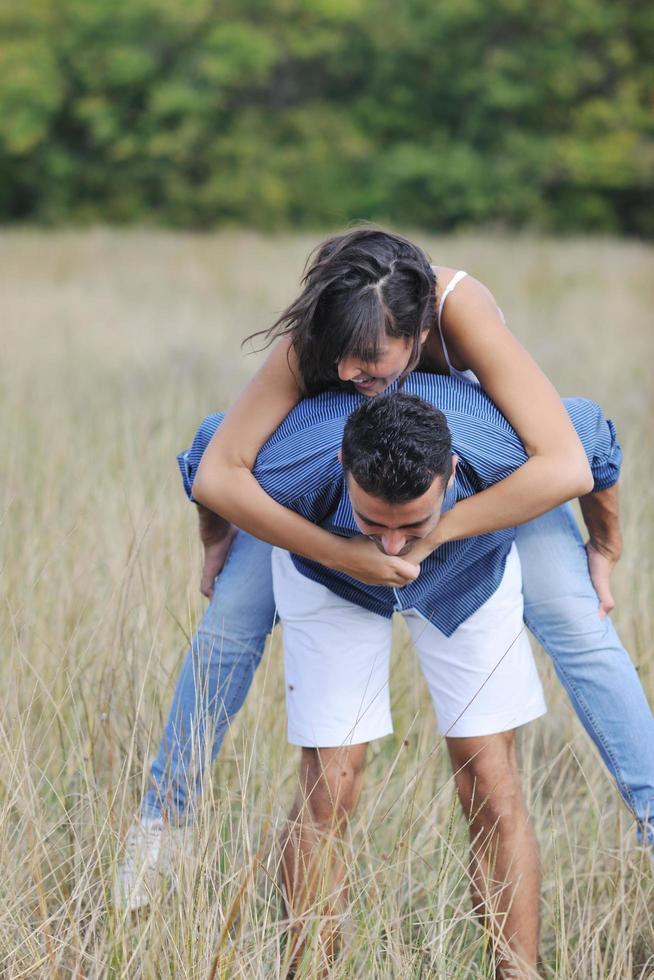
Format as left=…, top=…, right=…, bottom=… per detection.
left=280, top=743, right=367, bottom=966
left=446, top=731, right=540, bottom=980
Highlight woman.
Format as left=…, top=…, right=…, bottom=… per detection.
left=140, top=228, right=653, bottom=860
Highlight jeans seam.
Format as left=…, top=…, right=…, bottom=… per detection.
left=526, top=617, right=640, bottom=817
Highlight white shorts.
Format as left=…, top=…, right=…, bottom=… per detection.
left=272, top=544, right=546, bottom=747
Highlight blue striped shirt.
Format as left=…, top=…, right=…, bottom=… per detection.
left=178, top=373, right=621, bottom=636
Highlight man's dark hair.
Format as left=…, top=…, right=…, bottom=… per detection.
left=341, top=393, right=452, bottom=504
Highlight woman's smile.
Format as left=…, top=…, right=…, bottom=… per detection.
left=338, top=336, right=418, bottom=395
left=351, top=374, right=379, bottom=392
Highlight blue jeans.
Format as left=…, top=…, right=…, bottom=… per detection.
left=144, top=506, right=654, bottom=844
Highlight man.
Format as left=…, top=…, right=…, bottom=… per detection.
left=268, top=390, right=549, bottom=977
left=120, top=371, right=624, bottom=976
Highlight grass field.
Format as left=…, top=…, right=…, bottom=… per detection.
left=1, top=230, right=653, bottom=978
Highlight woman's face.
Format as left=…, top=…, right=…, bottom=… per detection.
left=337, top=332, right=427, bottom=396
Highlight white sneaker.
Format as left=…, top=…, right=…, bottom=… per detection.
left=115, top=817, right=191, bottom=911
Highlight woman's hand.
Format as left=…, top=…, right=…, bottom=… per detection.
left=585, top=539, right=621, bottom=619
left=200, top=525, right=238, bottom=598
left=401, top=522, right=449, bottom=565
left=330, top=535, right=420, bottom=587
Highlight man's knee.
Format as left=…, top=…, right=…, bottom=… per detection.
left=299, top=745, right=367, bottom=826
left=448, top=731, right=525, bottom=829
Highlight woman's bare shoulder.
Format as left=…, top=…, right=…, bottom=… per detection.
left=432, top=265, right=495, bottom=304
left=432, top=264, right=461, bottom=281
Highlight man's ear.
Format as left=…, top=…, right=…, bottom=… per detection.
left=448, top=454, right=458, bottom=488
left=337, top=448, right=342, bottom=465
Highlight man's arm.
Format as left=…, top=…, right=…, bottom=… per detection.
left=562, top=400, right=623, bottom=617
left=180, top=412, right=344, bottom=515
left=178, top=410, right=347, bottom=593
left=177, top=414, right=238, bottom=596
left=178, top=413, right=224, bottom=502
left=196, top=504, right=237, bottom=599
left=197, top=502, right=231, bottom=545
left=579, top=483, right=622, bottom=618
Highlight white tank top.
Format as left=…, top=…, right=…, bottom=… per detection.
left=436, top=270, right=479, bottom=385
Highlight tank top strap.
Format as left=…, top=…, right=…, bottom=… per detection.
left=436, top=270, right=468, bottom=372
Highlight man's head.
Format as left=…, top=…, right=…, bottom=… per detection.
left=340, top=393, right=456, bottom=556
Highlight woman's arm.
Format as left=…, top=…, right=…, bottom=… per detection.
left=192, top=338, right=419, bottom=587
left=416, top=273, right=594, bottom=553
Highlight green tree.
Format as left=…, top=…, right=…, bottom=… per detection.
left=0, top=0, right=651, bottom=232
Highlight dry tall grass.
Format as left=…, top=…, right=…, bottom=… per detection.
left=1, top=230, right=653, bottom=978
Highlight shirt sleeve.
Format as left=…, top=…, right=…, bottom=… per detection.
left=450, top=396, right=622, bottom=492
left=563, top=398, right=622, bottom=491
left=177, top=411, right=345, bottom=515
left=252, top=416, right=344, bottom=508
left=177, top=413, right=224, bottom=501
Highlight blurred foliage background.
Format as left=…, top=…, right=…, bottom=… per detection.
left=1, top=0, right=652, bottom=234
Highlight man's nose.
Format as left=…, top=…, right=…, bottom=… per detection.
left=381, top=531, right=407, bottom=556
left=337, top=356, right=362, bottom=382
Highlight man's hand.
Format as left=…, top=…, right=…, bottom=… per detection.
left=585, top=540, right=619, bottom=619
left=579, top=484, right=622, bottom=620
left=200, top=525, right=238, bottom=598
left=196, top=504, right=238, bottom=598
left=331, top=535, right=420, bottom=587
